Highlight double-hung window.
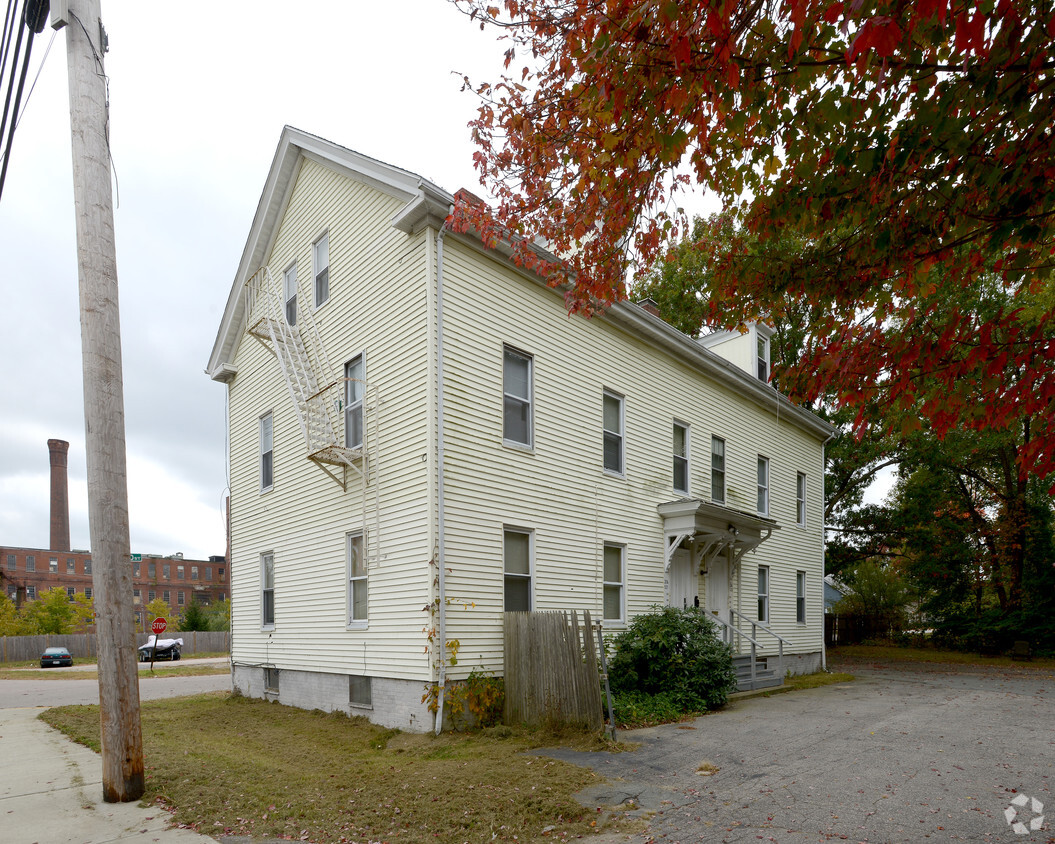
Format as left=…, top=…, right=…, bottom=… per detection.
left=711, top=437, right=726, bottom=503
left=345, top=356, right=364, bottom=450
left=757, top=334, right=770, bottom=382
left=673, top=421, right=690, bottom=495
left=283, top=263, right=297, bottom=326
left=26, top=555, right=35, bottom=572
left=796, top=472, right=807, bottom=527
left=313, top=232, right=329, bottom=308
left=261, top=552, right=275, bottom=629
left=49, top=557, right=57, bottom=573
left=603, top=543, right=624, bottom=623
left=347, top=532, right=367, bottom=625
left=758, top=565, right=770, bottom=623
left=260, top=413, right=274, bottom=491
left=602, top=390, right=625, bottom=475
left=757, top=456, right=770, bottom=515
left=503, top=528, right=532, bottom=612
left=503, top=346, right=533, bottom=447
left=796, top=570, right=807, bottom=624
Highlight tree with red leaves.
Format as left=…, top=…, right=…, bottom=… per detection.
left=451, top=0, right=1055, bottom=485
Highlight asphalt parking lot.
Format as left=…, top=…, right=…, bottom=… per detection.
left=550, top=658, right=1054, bottom=843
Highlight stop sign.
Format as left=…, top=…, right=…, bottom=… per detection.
left=151, top=617, right=167, bottom=636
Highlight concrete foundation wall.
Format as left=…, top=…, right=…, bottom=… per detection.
left=232, top=664, right=434, bottom=733
left=783, top=650, right=823, bottom=677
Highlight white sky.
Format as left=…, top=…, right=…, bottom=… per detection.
left=0, top=0, right=526, bottom=559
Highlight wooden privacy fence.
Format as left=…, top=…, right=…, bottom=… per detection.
left=0, top=630, right=230, bottom=662
left=504, top=610, right=604, bottom=731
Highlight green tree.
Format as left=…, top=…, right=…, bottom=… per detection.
left=0, top=593, right=25, bottom=636
left=144, top=597, right=171, bottom=629
left=834, top=560, right=912, bottom=634
left=177, top=602, right=210, bottom=632
left=203, top=598, right=230, bottom=632
left=20, top=587, right=77, bottom=634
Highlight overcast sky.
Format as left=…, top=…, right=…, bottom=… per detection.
left=0, top=0, right=535, bottom=559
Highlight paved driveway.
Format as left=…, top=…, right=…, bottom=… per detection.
left=546, top=659, right=1054, bottom=843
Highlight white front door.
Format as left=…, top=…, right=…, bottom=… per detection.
left=706, top=552, right=730, bottom=622
left=669, top=549, right=696, bottom=610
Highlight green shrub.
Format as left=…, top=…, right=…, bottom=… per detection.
left=611, top=690, right=700, bottom=728
left=608, top=606, right=737, bottom=712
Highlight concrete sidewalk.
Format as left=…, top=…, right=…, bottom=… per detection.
left=0, top=707, right=217, bottom=844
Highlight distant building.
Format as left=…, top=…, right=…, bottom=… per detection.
left=0, top=439, right=226, bottom=626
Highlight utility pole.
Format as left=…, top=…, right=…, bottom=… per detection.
left=57, top=0, right=144, bottom=801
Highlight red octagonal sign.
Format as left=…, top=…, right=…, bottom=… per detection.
left=151, top=617, right=167, bottom=636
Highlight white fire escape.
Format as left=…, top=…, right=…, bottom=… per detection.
left=242, top=267, right=380, bottom=560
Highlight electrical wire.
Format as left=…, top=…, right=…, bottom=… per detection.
left=0, top=0, right=48, bottom=205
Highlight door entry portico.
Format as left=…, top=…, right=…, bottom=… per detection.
left=657, top=499, right=778, bottom=623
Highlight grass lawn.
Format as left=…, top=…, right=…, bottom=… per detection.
left=828, top=643, right=1055, bottom=669
left=40, top=693, right=619, bottom=844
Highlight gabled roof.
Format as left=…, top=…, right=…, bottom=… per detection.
left=206, top=128, right=835, bottom=442
left=206, top=126, right=454, bottom=382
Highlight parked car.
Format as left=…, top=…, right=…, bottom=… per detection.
left=40, top=647, right=73, bottom=668
left=138, top=636, right=183, bottom=662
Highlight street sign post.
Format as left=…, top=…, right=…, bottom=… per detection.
left=148, top=617, right=167, bottom=666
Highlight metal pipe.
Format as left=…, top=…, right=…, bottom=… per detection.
left=433, top=214, right=452, bottom=734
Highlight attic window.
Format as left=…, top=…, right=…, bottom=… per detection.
left=756, top=335, right=770, bottom=382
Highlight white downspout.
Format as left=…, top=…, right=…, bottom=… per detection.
left=434, top=216, right=451, bottom=734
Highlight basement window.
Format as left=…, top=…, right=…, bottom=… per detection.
left=349, top=675, right=372, bottom=708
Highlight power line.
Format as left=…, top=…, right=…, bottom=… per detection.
left=0, top=0, right=49, bottom=204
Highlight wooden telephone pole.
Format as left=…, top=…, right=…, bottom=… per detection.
left=58, top=0, right=144, bottom=801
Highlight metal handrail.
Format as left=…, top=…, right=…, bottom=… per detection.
left=729, top=609, right=787, bottom=683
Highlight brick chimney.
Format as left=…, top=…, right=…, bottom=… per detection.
left=48, top=439, right=71, bottom=552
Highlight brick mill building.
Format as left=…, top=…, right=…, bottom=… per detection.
left=0, top=439, right=227, bottom=628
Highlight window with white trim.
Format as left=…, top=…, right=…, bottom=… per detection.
left=260, top=413, right=274, bottom=491
left=67, top=557, right=74, bottom=573
left=758, top=565, right=769, bottom=623
left=313, top=232, right=329, bottom=308
left=27, top=585, right=36, bottom=600
left=177, top=591, right=185, bottom=606
left=503, top=346, right=533, bottom=447
left=757, top=334, right=770, bottom=382
left=345, top=355, right=364, bottom=450
left=796, top=570, right=807, bottom=624
left=347, top=532, right=367, bottom=624
left=673, top=421, right=689, bottom=494
left=796, top=472, right=807, bottom=527
left=503, top=528, right=532, bottom=612
left=757, top=455, right=770, bottom=515
left=602, top=543, right=624, bottom=623
left=711, top=437, right=726, bottom=503
left=67, top=586, right=76, bottom=598
left=262, top=552, right=275, bottom=629
left=26, top=555, right=34, bottom=572
left=602, top=390, right=624, bottom=475
left=283, top=262, right=297, bottom=325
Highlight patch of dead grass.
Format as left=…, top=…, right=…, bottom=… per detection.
left=41, top=693, right=620, bottom=843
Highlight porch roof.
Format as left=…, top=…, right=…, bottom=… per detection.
left=657, top=499, right=779, bottom=571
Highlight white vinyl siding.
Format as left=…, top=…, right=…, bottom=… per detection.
left=502, top=346, right=533, bottom=447
left=673, top=421, right=689, bottom=495
left=602, top=390, right=624, bottom=475
left=226, top=161, right=433, bottom=684
left=313, top=231, right=330, bottom=308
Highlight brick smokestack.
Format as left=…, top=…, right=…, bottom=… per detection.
left=48, top=439, right=71, bottom=552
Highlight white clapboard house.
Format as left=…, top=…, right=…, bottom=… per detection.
left=207, top=127, right=835, bottom=732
